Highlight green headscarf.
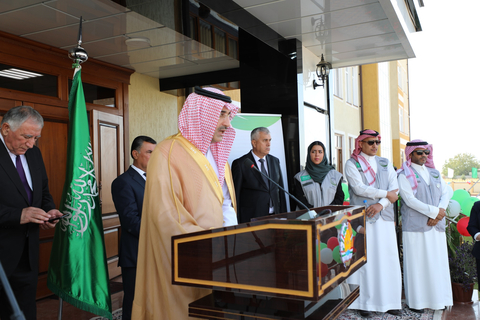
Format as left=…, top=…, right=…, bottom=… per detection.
left=305, top=141, right=335, bottom=184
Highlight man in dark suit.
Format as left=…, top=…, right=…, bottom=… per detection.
left=467, top=201, right=480, bottom=281
left=111, top=135, right=156, bottom=320
left=0, top=106, right=62, bottom=320
left=232, top=127, right=287, bottom=223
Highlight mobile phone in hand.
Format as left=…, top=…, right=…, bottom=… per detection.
left=48, top=214, right=66, bottom=222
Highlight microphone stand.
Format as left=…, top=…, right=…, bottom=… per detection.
left=0, top=261, right=26, bottom=320
left=245, top=159, right=319, bottom=219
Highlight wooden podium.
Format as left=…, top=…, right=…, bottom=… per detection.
left=172, top=205, right=366, bottom=319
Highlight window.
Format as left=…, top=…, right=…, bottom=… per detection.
left=228, top=38, right=238, bottom=59
left=0, top=63, right=57, bottom=97
left=199, top=20, right=212, bottom=47
left=189, top=13, right=239, bottom=89
left=68, top=80, right=116, bottom=107
left=336, top=134, right=343, bottom=149
left=346, top=67, right=352, bottom=104
left=349, top=137, right=355, bottom=157
left=345, top=66, right=359, bottom=106
left=214, top=28, right=226, bottom=54
left=398, top=65, right=407, bottom=92
left=352, top=66, right=359, bottom=106
left=399, top=108, right=404, bottom=132
left=398, top=66, right=403, bottom=91
left=190, top=14, right=238, bottom=59
left=189, top=15, right=198, bottom=40
left=332, top=69, right=343, bottom=99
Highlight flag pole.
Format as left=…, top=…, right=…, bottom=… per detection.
left=57, top=298, right=63, bottom=320
left=56, top=15, right=89, bottom=320
left=68, top=16, right=88, bottom=67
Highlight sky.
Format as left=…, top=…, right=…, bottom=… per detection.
left=408, top=0, right=480, bottom=172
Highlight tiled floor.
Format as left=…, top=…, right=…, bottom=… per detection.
left=34, top=286, right=480, bottom=320
left=440, top=291, right=480, bottom=320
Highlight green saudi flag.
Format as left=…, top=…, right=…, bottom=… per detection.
left=47, top=67, right=112, bottom=319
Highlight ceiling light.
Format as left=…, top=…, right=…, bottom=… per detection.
left=125, top=37, right=151, bottom=48
left=0, top=68, right=43, bottom=80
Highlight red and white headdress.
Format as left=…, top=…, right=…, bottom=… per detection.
left=351, top=129, right=381, bottom=186
left=397, top=139, right=434, bottom=195
left=178, top=87, right=239, bottom=186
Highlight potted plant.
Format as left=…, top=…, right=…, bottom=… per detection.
left=449, top=240, right=477, bottom=304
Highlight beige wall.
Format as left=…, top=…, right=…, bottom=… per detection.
left=332, top=67, right=362, bottom=171
left=128, top=72, right=178, bottom=163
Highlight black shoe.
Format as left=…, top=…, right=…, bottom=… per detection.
left=409, top=308, right=424, bottom=314
left=359, top=310, right=373, bottom=317
left=387, top=309, right=402, bottom=316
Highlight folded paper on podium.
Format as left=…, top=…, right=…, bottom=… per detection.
left=172, top=205, right=366, bottom=319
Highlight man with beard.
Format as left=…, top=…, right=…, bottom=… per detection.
left=398, top=139, right=452, bottom=312
left=344, top=129, right=402, bottom=317
left=132, top=87, right=239, bottom=319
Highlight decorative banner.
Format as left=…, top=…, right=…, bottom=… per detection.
left=473, top=167, right=478, bottom=179
left=447, top=168, right=454, bottom=179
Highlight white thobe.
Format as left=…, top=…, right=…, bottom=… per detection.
left=345, top=152, right=395, bottom=215
left=345, top=153, right=402, bottom=312
left=398, top=163, right=453, bottom=309
left=206, top=148, right=238, bottom=227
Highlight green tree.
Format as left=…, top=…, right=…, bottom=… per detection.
left=442, top=153, right=480, bottom=176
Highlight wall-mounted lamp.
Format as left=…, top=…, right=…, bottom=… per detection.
left=313, top=54, right=332, bottom=89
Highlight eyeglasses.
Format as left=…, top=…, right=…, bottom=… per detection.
left=414, top=150, right=431, bottom=156
left=362, top=140, right=381, bottom=146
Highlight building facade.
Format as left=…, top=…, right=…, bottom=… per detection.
left=0, top=0, right=420, bottom=298
left=361, top=60, right=411, bottom=168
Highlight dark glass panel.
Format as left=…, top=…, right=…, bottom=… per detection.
left=68, top=80, right=116, bottom=107
left=189, top=15, right=198, bottom=40
left=0, top=63, right=57, bottom=97
left=214, top=28, right=226, bottom=54
left=228, top=38, right=237, bottom=59
left=199, top=20, right=212, bottom=47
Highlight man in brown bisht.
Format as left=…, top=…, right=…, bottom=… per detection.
left=132, top=87, right=239, bottom=319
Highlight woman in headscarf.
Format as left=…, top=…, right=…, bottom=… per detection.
left=293, top=141, right=344, bottom=210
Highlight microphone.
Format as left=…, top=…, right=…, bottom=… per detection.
left=245, top=158, right=319, bottom=219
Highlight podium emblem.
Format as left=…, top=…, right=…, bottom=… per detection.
left=339, top=221, right=354, bottom=266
